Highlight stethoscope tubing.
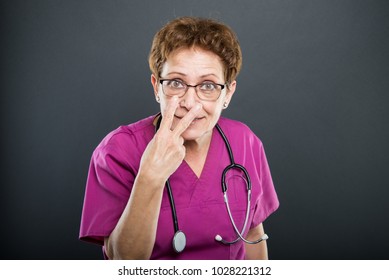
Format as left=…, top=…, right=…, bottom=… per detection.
left=165, top=179, right=179, bottom=233
left=221, top=190, right=267, bottom=244
left=215, top=123, right=267, bottom=245
left=217, top=191, right=251, bottom=245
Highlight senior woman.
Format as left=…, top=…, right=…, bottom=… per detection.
left=80, top=16, right=279, bottom=260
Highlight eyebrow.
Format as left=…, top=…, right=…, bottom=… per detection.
left=166, top=72, right=221, bottom=79
left=165, top=71, right=187, bottom=77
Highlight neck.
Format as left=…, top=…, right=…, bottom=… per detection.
left=183, top=131, right=213, bottom=178
left=184, top=131, right=212, bottom=155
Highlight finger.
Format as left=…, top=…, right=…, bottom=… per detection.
left=173, top=103, right=202, bottom=136
left=159, top=96, right=179, bottom=131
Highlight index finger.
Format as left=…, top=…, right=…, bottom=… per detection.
left=173, top=103, right=202, bottom=136
left=159, top=96, right=179, bottom=131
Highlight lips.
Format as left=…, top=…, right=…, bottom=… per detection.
left=174, top=115, right=204, bottom=121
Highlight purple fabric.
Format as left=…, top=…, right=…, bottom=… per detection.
left=79, top=115, right=279, bottom=259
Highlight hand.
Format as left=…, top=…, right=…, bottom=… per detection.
left=138, top=97, right=202, bottom=185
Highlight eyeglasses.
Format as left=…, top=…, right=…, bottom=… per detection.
left=159, top=79, right=226, bottom=101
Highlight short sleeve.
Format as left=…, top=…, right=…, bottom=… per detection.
left=79, top=133, right=136, bottom=245
left=250, top=139, right=279, bottom=229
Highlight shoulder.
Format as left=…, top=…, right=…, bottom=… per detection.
left=218, top=117, right=263, bottom=147
left=218, top=117, right=251, bottom=132
left=93, top=115, right=156, bottom=159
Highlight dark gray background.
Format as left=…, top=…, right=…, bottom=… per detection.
left=1, top=0, right=388, bottom=259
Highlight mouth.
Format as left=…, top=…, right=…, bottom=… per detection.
left=174, top=115, right=205, bottom=123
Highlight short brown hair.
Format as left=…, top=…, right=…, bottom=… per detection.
left=148, top=17, right=242, bottom=84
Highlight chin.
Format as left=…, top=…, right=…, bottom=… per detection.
left=171, top=115, right=215, bottom=142
left=181, top=125, right=212, bottom=142
left=181, top=129, right=203, bottom=141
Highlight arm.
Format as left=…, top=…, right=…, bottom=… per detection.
left=104, top=171, right=165, bottom=259
left=244, top=223, right=268, bottom=260
left=104, top=97, right=202, bottom=259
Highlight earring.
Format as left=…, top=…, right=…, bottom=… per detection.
left=223, top=102, right=228, bottom=108
left=156, top=95, right=160, bottom=102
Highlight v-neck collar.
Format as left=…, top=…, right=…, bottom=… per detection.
left=182, top=126, right=218, bottom=181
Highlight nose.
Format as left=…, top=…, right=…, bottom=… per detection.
left=179, top=86, right=200, bottom=110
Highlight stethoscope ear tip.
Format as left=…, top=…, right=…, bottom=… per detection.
left=215, top=235, right=223, bottom=242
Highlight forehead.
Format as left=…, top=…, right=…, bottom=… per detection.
left=161, top=47, right=224, bottom=79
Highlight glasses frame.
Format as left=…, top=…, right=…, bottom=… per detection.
left=159, top=79, right=226, bottom=101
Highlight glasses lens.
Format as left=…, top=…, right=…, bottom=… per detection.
left=197, top=83, right=222, bottom=101
left=162, top=80, right=185, bottom=97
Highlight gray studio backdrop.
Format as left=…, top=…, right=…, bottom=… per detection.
left=1, top=0, right=388, bottom=259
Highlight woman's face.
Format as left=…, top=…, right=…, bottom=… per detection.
left=151, top=47, right=236, bottom=143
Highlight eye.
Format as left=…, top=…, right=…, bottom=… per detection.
left=199, top=82, right=217, bottom=91
left=167, top=79, right=185, bottom=89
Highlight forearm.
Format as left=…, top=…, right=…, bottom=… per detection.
left=245, top=223, right=268, bottom=260
left=105, top=172, right=165, bottom=260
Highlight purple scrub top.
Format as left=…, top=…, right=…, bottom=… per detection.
left=79, top=115, right=279, bottom=259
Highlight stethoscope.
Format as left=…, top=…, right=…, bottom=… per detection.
left=155, top=116, right=268, bottom=253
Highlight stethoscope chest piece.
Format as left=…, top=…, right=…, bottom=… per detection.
left=172, top=230, right=186, bottom=253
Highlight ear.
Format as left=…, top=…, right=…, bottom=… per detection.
left=151, top=74, right=160, bottom=102
left=223, top=80, right=237, bottom=108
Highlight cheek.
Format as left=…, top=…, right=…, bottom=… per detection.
left=159, top=98, right=169, bottom=116
left=201, top=103, right=224, bottom=129
left=204, top=102, right=223, bottom=118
